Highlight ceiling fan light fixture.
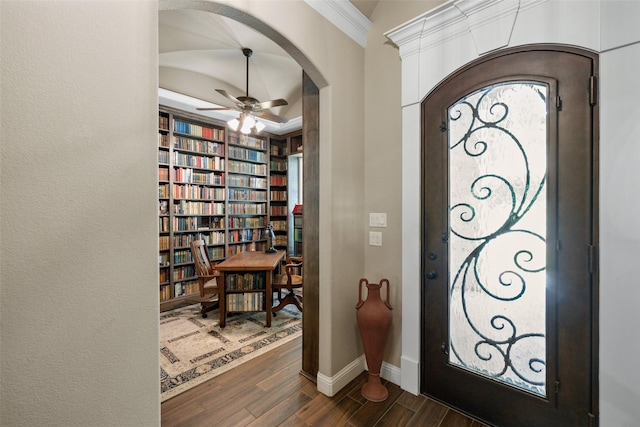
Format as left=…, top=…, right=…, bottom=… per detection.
left=240, top=115, right=255, bottom=134
left=227, top=118, right=240, bottom=131
left=254, top=120, right=266, bottom=133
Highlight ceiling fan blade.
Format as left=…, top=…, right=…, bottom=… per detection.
left=196, top=107, right=233, bottom=111
left=255, top=110, right=289, bottom=124
left=257, top=98, right=288, bottom=110
left=215, top=89, right=243, bottom=106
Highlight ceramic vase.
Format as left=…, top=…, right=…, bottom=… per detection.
left=355, top=278, right=393, bottom=402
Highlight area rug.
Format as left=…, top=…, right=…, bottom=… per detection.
left=160, top=303, right=302, bottom=402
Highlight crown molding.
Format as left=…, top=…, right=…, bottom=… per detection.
left=385, top=0, right=547, bottom=57
left=304, top=0, right=372, bottom=48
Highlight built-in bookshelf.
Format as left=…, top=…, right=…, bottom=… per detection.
left=269, top=137, right=288, bottom=251
left=227, top=133, right=268, bottom=256
left=164, top=111, right=227, bottom=302
left=293, top=206, right=303, bottom=256
left=159, top=107, right=303, bottom=305
left=159, top=112, right=171, bottom=301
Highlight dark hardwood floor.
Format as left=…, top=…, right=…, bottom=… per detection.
left=160, top=317, right=489, bottom=427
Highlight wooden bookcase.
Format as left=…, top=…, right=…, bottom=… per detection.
left=159, top=108, right=227, bottom=302
left=226, top=132, right=268, bottom=256
left=269, top=137, right=288, bottom=251
left=159, top=106, right=285, bottom=305
left=158, top=112, right=171, bottom=301
left=293, top=208, right=303, bottom=256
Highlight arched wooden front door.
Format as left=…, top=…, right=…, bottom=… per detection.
left=422, top=46, right=599, bottom=426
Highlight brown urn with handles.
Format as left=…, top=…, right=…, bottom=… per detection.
left=356, top=278, right=393, bottom=402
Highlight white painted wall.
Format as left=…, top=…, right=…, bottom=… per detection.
left=387, top=0, right=640, bottom=425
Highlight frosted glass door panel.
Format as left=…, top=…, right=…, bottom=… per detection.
left=448, top=82, right=548, bottom=396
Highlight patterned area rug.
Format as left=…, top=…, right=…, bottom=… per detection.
left=160, top=303, right=302, bottom=402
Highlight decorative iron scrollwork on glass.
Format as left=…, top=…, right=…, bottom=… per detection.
left=447, top=82, right=548, bottom=396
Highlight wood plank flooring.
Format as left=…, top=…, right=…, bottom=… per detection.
left=161, top=335, right=489, bottom=426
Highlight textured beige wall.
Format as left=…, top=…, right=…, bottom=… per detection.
left=0, top=1, right=160, bottom=426
left=363, top=0, right=447, bottom=369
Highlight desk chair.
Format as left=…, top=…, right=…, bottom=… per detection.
left=272, top=256, right=303, bottom=313
left=190, top=239, right=220, bottom=318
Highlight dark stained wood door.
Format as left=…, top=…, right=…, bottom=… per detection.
left=422, top=46, right=599, bottom=426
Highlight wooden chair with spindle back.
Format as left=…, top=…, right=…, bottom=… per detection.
left=189, top=239, right=220, bottom=318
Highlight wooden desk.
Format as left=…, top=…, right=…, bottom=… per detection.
left=216, top=250, right=285, bottom=327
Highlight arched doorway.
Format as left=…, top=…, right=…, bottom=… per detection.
left=158, top=1, right=322, bottom=379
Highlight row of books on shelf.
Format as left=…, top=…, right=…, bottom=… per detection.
left=159, top=200, right=169, bottom=216
left=271, top=220, right=287, bottom=231
left=174, top=152, right=225, bottom=170
left=159, top=254, right=169, bottom=267
left=173, top=184, right=224, bottom=200
left=174, top=120, right=225, bottom=141
left=159, top=217, right=169, bottom=232
left=171, top=232, right=222, bottom=248
left=270, top=190, right=287, bottom=201
left=159, top=183, right=169, bottom=198
left=228, top=174, right=267, bottom=188
left=227, top=216, right=266, bottom=229
left=228, top=133, right=266, bottom=150
left=159, top=133, right=170, bottom=147
left=174, top=167, right=224, bottom=185
left=160, top=246, right=224, bottom=266
left=174, top=136, right=224, bottom=156
left=269, top=159, right=287, bottom=171
left=228, top=228, right=264, bottom=243
left=173, top=217, right=225, bottom=232
left=173, top=249, right=193, bottom=264
left=160, top=235, right=170, bottom=250
left=270, top=144, right=287, bottom=156
left=270, top=175, right=287, bottom=186
left=228, top=188, right=267, bottom=201
left=160, top=285, right=171, bottom=302
left=159, top=116, right=169, bottom=131
left=228, top=160, right=267, bottom=176
left=173, top=265, right=195, bottom=280
left=274, top=235, right=287, bottom=246
left=173, top=200, right=225, bottom=215
left=270, top=206, right=288, bottom=216
left=171, top=280, right=199, bottom=298
left=228, top=145, right=266, bottom=163
left=158, top=150, right=169, bottom=164
left=159, top=167, right=169, bottom=181
left=226, top=272, right=265, bottom=290
left=228, top=203, right=267, bottom=215
left=227, top=293, right=264, bottom=312
left=159, top=268, right=169, bottom=284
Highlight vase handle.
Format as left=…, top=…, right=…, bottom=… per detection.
left=356, top=278, right=368, bottom=309
left=381, top=278, right=393, bottom=310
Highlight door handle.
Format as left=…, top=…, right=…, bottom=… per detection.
left=426, top=271, right=438, bottom=280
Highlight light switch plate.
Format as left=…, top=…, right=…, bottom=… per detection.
left=369, top=231, right=382, bottom=246
left=369, top=213, right=387, bottom=227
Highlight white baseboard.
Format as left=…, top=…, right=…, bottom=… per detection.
left=317, top=355, right=366, bottom=396
left=316, top=355, right=402, bottom=397
left=400, top=355, right=420, bottom=395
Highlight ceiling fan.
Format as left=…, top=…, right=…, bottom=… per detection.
left=197, top=48, right=289, bottom=131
